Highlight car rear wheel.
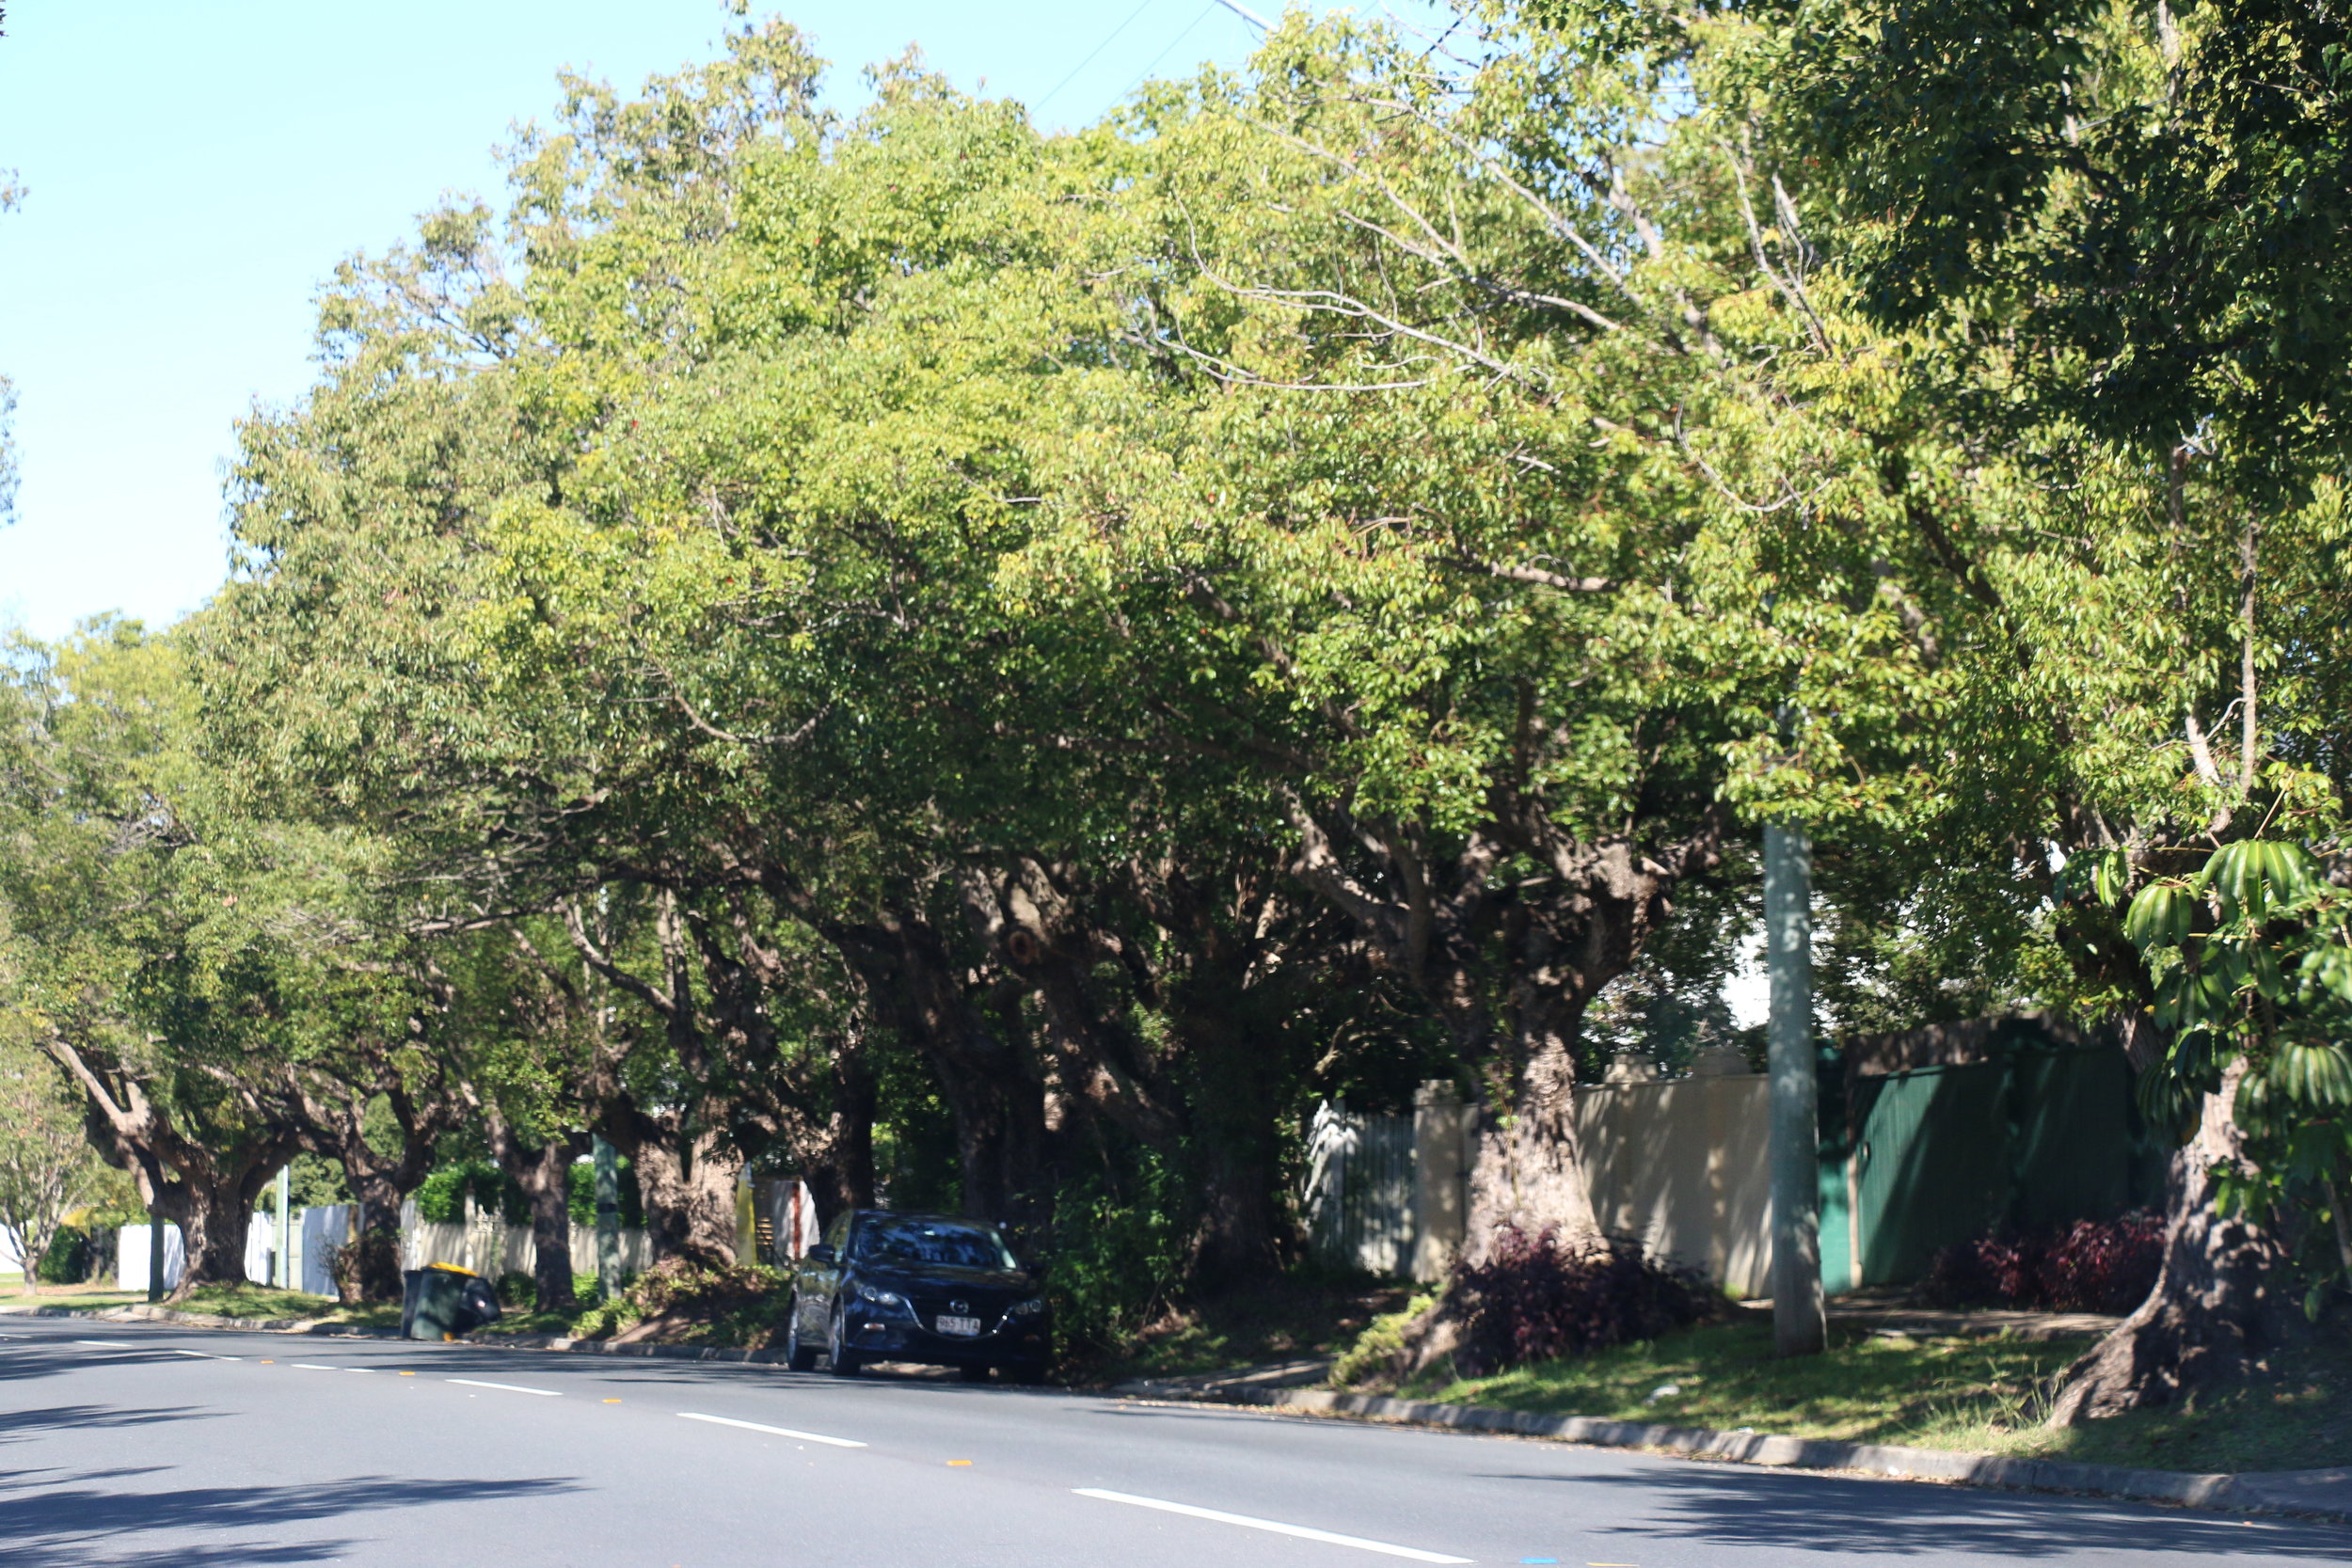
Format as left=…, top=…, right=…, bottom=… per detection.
left=827, top=1304, right=864, bottom=1376
left=785, top=1297, right=818, bottom=1372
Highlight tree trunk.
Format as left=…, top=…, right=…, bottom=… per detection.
left=2047, top=1060, right=2292, bottom=1424
left=614, top=1113, right=742, bottom=1269
left=515, top=1140, right=580, bottom=1313
left=341, top=1176, right=408, bottom=1305
left=1195, top=1133, right=1285, bottom=1283
left=482, top=1108, right=586, bottom=1314
left=796, top=1052, right=878, bottom=1217
left=1461, top=1034, right=1602, bottom=1263
left=1169, top=974, right=1293, bottom=1284
left=156, top=1170, right=267, bottom=1300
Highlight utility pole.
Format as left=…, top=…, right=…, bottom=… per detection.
left=593, top=1134, right=621, bottom=1303
left=276, top=1165, right=293, bottom=1291
left=1766, top=822, right=1827, bottom=1354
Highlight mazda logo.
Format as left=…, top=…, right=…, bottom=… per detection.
left=949, top=1299, right=968, bottom=1314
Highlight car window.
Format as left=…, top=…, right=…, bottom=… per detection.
left=853, top=1217, right=1018, bottom=1271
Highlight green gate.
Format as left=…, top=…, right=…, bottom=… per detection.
left=1817, top=1029, right=2166, bottom=1294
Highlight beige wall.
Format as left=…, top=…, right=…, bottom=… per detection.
left=1576, top=1074, right=1772, bottom=1298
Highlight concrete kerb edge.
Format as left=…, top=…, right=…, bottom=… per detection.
left=11, top=1300, right=795, bottom=1363
left=1112, top=1383, right=2346, bottom=1525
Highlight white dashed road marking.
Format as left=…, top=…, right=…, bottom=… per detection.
left=447, top=1378, right=562, bottom=1398
left=1073, top=1489, right=1472, bottom=1564
left=675, top=1412, right=867, bottom=1449
left=74, top=1339, right=138, bottom=1348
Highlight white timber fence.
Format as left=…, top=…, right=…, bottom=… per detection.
left=399, top=1197, right=652, bottom=1280
left=117, top=1202, right=660, bottom=1295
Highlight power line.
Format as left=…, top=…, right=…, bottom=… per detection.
left=1213, top=0, right=1272, bottom=27
left=1120, top=2, right=1222, bottom=102
left=1035, top=0, right=1166, bottom=114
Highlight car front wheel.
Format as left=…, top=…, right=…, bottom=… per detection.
left=785, top=1296, right=818, bottom=1372
left=827, top=1304, right=864, bottom=1376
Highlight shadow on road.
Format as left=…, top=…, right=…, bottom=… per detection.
left=0, top=1404, right=219, bottom=1444
left=0, top=1468, right=583, bottom=1567
left=0, top=1345, right=195, bottom=1386
left=1477, top=1462, right=2352, bottom=1560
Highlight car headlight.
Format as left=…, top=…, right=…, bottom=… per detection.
left=853, top=1284, right=913, bottom=1315
left=1011, top=1297, right=1047, bottom=1317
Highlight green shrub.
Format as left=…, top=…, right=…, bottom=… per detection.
left=1331, top=1291, right=1438, bottom=1386
left=35, top=1228, right=88, bottom=1285
left=494, top=1270, right=535, bottom=1307
left=1040, top=1148, right=1191, bottom=1360
left=566, top=1259, right=784, bottom=1346
left=415, top=1160, right=644, bottom=1228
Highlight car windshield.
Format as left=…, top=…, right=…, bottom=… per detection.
left=855, top=1217, right=1018, bottom=1271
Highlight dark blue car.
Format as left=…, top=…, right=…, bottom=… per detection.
left=785, top=1210, right=1050, bottom=1383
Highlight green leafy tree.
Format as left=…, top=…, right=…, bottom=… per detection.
left=0, top=1029, right=104, bottom=1296
left=1766, top=0, right=2352, bottom=1415
left=0, top=626, right=305, bottom=1294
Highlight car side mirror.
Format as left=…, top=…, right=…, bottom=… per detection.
left=805, top=1243, right=836, bottom=1265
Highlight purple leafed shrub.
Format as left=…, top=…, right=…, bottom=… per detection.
left=1452, top=1228, right=1712, bottom=1377
left=1919, top=1212, right=2164, bottom=1315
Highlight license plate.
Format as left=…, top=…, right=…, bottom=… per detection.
left=935, top=1315, right=983, bottom=1338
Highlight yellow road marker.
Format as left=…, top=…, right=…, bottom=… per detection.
left=947, top=1460, right=973, bottom=1466
left=604, top=1398, right=622, bottom=1403
left=399, top=1370, right=416, bottom=1376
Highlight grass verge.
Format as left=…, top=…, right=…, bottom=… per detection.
left=1090, top=1272, right=1412, bottom=1385
left=170, top=1283, right=402, bottom=1331
left=0, top=1287, right=144, bottom=1310
left=1359, top=1316, right=2352, bottom=1476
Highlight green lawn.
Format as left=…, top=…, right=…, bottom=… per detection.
left=1365, top=1316, right=2352, bottom=1476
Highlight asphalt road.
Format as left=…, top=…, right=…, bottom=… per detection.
left=1, top=1315, right=2344, bottom=1566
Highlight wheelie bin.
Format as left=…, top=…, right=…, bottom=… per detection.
left=401, top=1262, right=503, bottom=1340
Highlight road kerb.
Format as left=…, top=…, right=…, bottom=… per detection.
left=1108, top=1382, right=2352, bottom=1527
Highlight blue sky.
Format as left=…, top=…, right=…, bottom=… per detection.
left=0, top=1, right=1443, bottom=641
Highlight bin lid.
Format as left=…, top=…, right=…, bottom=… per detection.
left=423, top=1262, right=479, bottom=1276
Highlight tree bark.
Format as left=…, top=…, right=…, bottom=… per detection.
left=607, top=1096, right=742, bottom=1269
left=519, top=1141, right=581, bottom=1312
left=792, top=1045, right=878, bottom=1218
left=485, top=1118, right=585, bottom=1313
left=2047, top=1060, right=2292, bottom=1423
left=157, top=1167, right=278, bottom=1296
left=341, top=1174, right=408, bottom=1306
left=1460, top=1035, right=1604, bottom=1261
